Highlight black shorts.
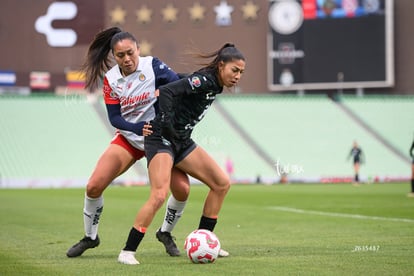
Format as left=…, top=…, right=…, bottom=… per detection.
left=144, top=132, right=196, bottom=166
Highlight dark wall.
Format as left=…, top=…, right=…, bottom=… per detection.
left=0, top=0, right=413, bottom=94
left=393, top=0, right=414, bottom=94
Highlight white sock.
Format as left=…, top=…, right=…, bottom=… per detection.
left=160, top=195, right=187, bottom=233
left=83, top=194, right=104, bottom=240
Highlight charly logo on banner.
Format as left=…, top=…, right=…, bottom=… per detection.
left=35, top=2, right=78, bottom=47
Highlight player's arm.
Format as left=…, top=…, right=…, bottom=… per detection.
left=152, top=57, right=179, bottom=87
left=102, top=77, right=147, bottom=136
left=106, top=104, right=147, bottom=136
left=159, top=72, right=216, bottom=108
left=158, top=78, right=191, bottom=114
left=156, top=78, right=189, bottom=140
left=158, top=72, right=213, bottom=116
left=157, top=72, right=217, bottom=140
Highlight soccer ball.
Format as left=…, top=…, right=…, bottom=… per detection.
left=184, top=229, right=221, bottom=264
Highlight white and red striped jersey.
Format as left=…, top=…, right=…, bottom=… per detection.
left=103, top=56, right=178, bottom=150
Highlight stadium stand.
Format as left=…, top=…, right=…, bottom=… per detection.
left=213, top=95, right=412, bottom=183
left=0, top=93, right=412, bottom=188
left=340, top=96, right=413, bottom=159
left=192, top=104, right=276, bottom=183
left=0, top=94, right=144, bottom=188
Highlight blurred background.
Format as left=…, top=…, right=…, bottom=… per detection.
left=0, top=0, right=413, bottom=188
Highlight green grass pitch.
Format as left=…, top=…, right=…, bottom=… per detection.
left=1, top=183, right=413, bottom=275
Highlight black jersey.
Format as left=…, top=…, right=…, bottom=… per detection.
left=156, top=68, right=223, bottom=140
left=349, top=147, right=363, bottom=163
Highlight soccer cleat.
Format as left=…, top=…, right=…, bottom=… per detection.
left=66, top=235, right=100, bottom=257
left=156, top=229, right=180, bottom=256
left=218, top=248, right=230, bottom=257
left=118, top=250, right=140, bottom=265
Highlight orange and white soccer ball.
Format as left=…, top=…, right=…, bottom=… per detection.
left=184, top=229, right=221, bottom=264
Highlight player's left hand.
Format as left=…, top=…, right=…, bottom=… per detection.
left=143, top=122, right=153, bottom=136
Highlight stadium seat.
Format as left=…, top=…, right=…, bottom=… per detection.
left=0, top=94, right=144, bottom=188
left=1, top=94, right=412, bottom=187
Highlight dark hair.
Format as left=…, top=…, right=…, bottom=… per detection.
left=197, top=43, right=245, bottom=72
left=82, top=27, right=138, bottom=91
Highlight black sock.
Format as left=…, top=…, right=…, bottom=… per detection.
left=355, top=174, right=359, bottom=182
left=198, top=215, right=217, bottom=232
left=123, top=227, right=144, bottom=251
left=411, top=179, right=414, bottom=192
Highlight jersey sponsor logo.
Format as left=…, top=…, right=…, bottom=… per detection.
left=205, top=92, right=216, bottom=100
left=191, top=76, right=202, bottom=88
left=120, top=91, right=151, bottom=106
left=184, top=104, right=211, bottom=130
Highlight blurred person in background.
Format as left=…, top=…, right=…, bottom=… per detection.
left=347, top=140, right=365, bottom=185
left=225, top=156, right=234, bottom=182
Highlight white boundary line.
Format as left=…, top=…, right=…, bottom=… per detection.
left=268, top=206, right=414, bottom=223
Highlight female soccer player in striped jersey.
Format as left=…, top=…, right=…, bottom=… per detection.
left=66, top=27, right=190, bottom=259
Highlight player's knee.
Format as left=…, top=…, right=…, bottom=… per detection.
left=213, top=175, right=231, bottom=194
left=151, top=191, right=169, bottom=209
left=170, top=171, right=190, bottom=200
left=222, top=177, right=231, bottom=193
left=86, top=179, right=105, bottom=198
left=171, top=183, right=190, bottom=201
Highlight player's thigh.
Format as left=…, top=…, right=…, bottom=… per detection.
left=176, top=146, right=229, bottom=189
left=148, top=152, right=174, bottom=193
left=89, top=144, right=135, bottom=188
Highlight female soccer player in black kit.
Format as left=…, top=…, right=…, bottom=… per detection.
left=348, top=141, right=365, bottom=184
left=118, top=43, right=246, bottom=265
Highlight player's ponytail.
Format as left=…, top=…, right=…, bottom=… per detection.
left=82, top=27, right=131, bottom=91
left=216, top=43, right=245, bottom=63
left=197, top=43, right=245, bottom=72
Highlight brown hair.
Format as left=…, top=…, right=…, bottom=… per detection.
left=197, top=43, right=245, bottom=72
left=82, top=27, right=138, bottom=91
